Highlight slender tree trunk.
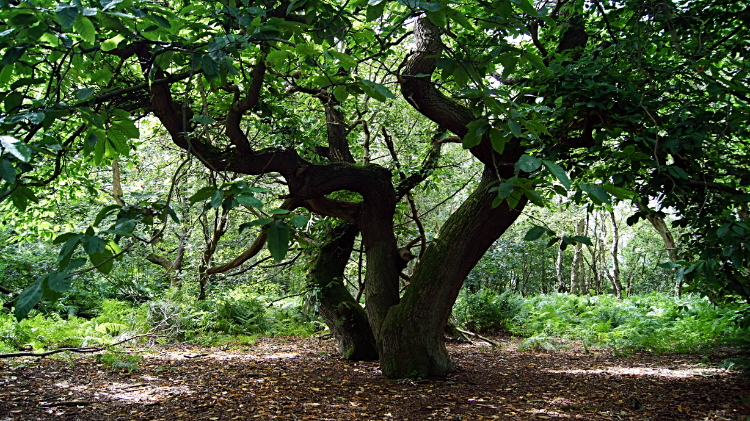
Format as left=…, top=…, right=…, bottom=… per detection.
left=570, top=218, right=585, bottom=294
left=608, top=210, right=623, bottom=299
left=636, top=204, right=680, bottom=295
left=309, top=223, right=378, bottom=360
left=112, top=159, right=125, bottom=206
left=598, top=215, right=607, bottom=295
left=556, top=230, right=566, bottom=292
left=198, top=207, right=229, bottom=300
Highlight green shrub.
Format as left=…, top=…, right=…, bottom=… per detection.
left=453, top=289, right=523, bottom=333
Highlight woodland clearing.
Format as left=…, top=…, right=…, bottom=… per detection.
left=1, top=336, right=748, bottom=420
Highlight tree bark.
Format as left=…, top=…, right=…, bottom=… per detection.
left=636, top=203, right=679, bottom=294
left=570, top=218, right=585, bottom=294
left=556, top=230, right=566, bottom=292
left=198, top=206, right=230, bottom=300
left=608, top=210, right=623, bottom=299
left=377, top=169, right=526, bottom=378
left=308, top=223, right=378, bottom=361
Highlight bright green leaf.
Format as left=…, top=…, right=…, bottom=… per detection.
left=267, top=220, right=290, bottom=262
left=1, top=136, right=32, bottom=162
left=542, top=160, right=571, bottom=190
left=524, top=226, right=547, bottom=241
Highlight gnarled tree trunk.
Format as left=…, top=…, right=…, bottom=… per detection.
left=377, top=169, right=526, bottom=378
left=308, top=223, right=378, bottom=360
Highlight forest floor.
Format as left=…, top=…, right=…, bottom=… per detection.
left=1, top=335, right=749, bottom=421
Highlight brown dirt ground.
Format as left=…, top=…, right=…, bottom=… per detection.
left=1, top=335, right=749, bottom=420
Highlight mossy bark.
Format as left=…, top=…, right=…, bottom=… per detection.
left=377, top=169, right=527, bottom=378
left=309, top=223, right=378, bottom=361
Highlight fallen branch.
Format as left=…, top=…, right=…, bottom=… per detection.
left=0, top=333, right=165, bottom=359
left=455, top=328, right=499, bottom=348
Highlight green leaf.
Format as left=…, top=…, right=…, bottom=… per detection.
left=210, top=190, right=223, bottom=208
left=155, top=51, right=174, bottom=70
left=89, top=249, right=114, bottom=274
left=449, top=10, right=474, bottom=30
left=366, top=2, right=386, bottom=21
left=580, top=183, right=611, bottom=205
left=82, top=235, right=107, bottom=255
left=1, top=136, right=32, bottom=162
left=56, top=5, right=79, bottom=29
left=239, top=218, right=274, bottom=233
left=524, top=189, right=545, bottom=206
left=489, top=128, right=506, bottom=154
left=267, top=220, right=290, bottom=262
left=524, top=51, right=550, bottom=74
left=107, top=218, right=136, bottom=236
left=47, top=272, right=71, bottom=293
left=291, top=215, right=308, bottom=228
left=112, top=118, right=139, bottom=138
left=517, top=154, right=541, bottom=172
left=333, top=85, right=349, bottom=103
left=602, top=184, right=633, bottom=199
left=572, top=235, right=593, bottom=246
left=508, top=119, right=522, bottom=137
left=327, top=50, right=357, bottom=69
left=94, top=137, right=105, bottom=165
left=57, top=234, right=83, bottom=264
left=237, top=193, right=263, bottom=209
left=77, top=87, right=96, bottom=100
left=295, top=43, right=318, bottom=56
left=191, top=115, right=216, bottom=124
left=0, top=159, right=16, bottom=184
left=189, top=187, right=217, bottom=203
left=166, top=205, right=180, bottom=224
left=15, top=276, right=45, bottom=321
left=462, top=119, right=489, bottom=149
left=101, top=34, right=125, bottom=52
left=201, top=55, right=219, bottom=76
left=542, top=160, right=571, bottom=190
left=268, top=208, right=291, bottom=215
left=425, top=10, right=446, bottom=27
left=74, top=15, right=96, bottom=44
left=517, top=0, right=537, bottom=15
left=359, top=79, right=395, bottom=102
left=107, top=127, right=130, bottom=155
left=524, top=226, right=547, bottom=241
left=94, top=204, right=120, bottom=226
left=150, top=12, right=172, bottom=29
left=496, top=180, right=514, bottom=199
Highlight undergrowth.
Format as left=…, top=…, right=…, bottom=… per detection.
left=0, top=286, right=322, bottom=353
left=453, top=291, right=748, bottom=355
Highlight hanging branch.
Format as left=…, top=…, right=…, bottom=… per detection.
left=407, top=193, right=427, bottom=261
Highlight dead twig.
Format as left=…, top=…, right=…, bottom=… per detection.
left=0, top=334, right=166, bottom=359
left=454, top=328, right=499, bottom=348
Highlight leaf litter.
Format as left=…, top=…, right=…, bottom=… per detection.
left=1, top=335, right=748, bottom=420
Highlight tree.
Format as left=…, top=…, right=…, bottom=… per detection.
left=2, top=0, right=748, bottom=378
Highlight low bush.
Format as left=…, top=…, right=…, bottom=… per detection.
left=453, top=289, right=523, bottom=333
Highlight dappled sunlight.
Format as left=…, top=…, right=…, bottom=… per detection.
left=544, top=365, right=729, bottom=379
left=54, top=377, right=197, bottom=405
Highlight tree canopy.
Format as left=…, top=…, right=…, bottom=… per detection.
left=1, top=0, right=748, bottom=377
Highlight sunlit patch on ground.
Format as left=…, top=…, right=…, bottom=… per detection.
left=544, top=365, right=730, bottom=379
